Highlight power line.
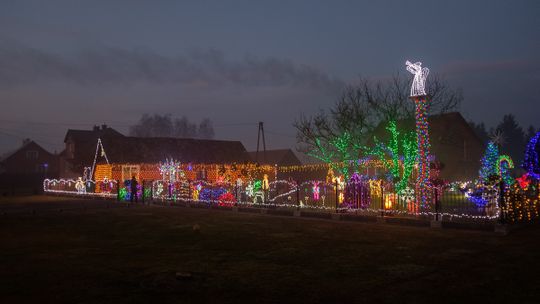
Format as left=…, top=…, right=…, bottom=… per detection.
left=0, top=128, right=64, bottom=148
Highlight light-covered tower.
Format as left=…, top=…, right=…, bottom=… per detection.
left=406, top=60, right=431, bottom=207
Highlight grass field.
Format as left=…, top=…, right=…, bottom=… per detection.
left=0, top=196, right=539, bottom=303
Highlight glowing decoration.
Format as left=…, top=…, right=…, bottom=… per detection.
left=156, top=182, right=164, bottom=196
left=90, top=138, right=110, bottom=180
left=199, top=187, right=227, bottom=201
left=523, top=132, right=540, bottom=179
left=516, top=174, right=531, bottom=189
left=497, top=155, right=514, bottom=185
left=369, top=179, right=382, bottom=196
left=158, top=158, right=184, bottom=183
left=253, top=180, right=262, bottom=192
left=399, top=186, right=415, bottom=201
left=479, top=142, right=500, bottom=183
left=326, top=168, right=335, bottom=183
left=75, top=177, right=86, bottom=193
left=406, top=60, right=431, bottom=206
left=384, top=194, right=395, bottom=209
left=344, top=173, right=371, bottom=208
left=405, top=61, right=429, bottom=97
left=218, top=192, right=236, bottom=206
left=245, top=181, right=254, bottom=197
left=490, top=130, right=505, bottom=146
left=262, top=174, right=269, bottom=191
left=312, top=182, right=320, bottom=200
left=192, top=183, right=202, bottom=200
left=368, top=120, right=417, bottom=191
left=333, top=176, right=345, bottom=203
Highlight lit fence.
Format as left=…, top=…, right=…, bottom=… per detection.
left=43, top=177, right=539, bottom=223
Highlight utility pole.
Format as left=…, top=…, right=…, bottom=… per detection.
left=255, top=121, right=266, bottom=164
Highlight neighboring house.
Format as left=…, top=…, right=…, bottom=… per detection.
left=0, top=139, right=60, bottom=193
left=373, top=112, right=485, bottom=181
left=246, top=149, right=302, bottom=166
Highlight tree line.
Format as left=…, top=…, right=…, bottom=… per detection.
left=469, top=115, right=537, bottom=165
left=129, top=114, right=215, bottom=139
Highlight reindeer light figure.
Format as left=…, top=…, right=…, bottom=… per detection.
left=405, top=61, right=429, bottom=97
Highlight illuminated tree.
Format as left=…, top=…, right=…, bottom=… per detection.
left=367, top=120, right=417, bottom=191
left=294, top=72, right=460, bottom=181
left=479, top=141, right=500, bottom=183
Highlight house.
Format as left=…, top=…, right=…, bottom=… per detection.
left=61, top=124, right=124, bottom=177
left=61, top=125, right=270, bottom=183
left=246, top=149, right=302, bottom=166
left=372, top=112, right=484, bottom=181
left=0, top=139, right=60, bottom=194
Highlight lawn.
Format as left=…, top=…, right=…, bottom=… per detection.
left=0, top=196, right=539, bottom=303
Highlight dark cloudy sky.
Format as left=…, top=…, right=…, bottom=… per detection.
left=1, top=0, right=539, bottom=155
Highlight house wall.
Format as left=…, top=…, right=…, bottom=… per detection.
left=1, top=142, right=59, bottom=177
left=95, top=163, right=276, bottom=184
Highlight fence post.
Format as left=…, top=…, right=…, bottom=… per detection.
left=296, top=180, right=300, bottom=211
left=141, top=180, right=145, bottom=204
left=335, top=179, right=339, bottom=213
left=380, top=180, right=384, bottom=217
left=150, top=180, right=154, bottom=203
left=116, top=180, right=120, bottom=202
left=188, top=180, right=192, bottom=202
left=235, top=180, right=239, bottom=206
left=434, top=187, right=440, bottom=221
left=498, top=180, right=506, bottom=225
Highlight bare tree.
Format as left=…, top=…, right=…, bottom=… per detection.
left=198, top=118, right=215, bottom=139
left=129, top=114, right=173, bottom=137
left=356, top=73, right=462, bottom=122
left=174, top=116, right=198, bottom=138
left=130, top=114, right=215, bottom=139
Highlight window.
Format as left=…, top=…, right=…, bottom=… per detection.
left=122, top=165, right=140, bottom=182
left=26, top=150, right=39, bottom=160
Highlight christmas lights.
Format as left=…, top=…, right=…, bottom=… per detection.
left=497, top=155, right=514, bottom=185
left=523, top=131, right=540, bottom=179
left=90, top=138, right=110, bottom=180
left=479, top=142, right=500, bottom=183
left=405, top=61, right=429, bottom=97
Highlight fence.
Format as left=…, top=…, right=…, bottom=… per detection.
left=43, top=177, right=540, bottom=224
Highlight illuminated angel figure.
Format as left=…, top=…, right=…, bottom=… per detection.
left=405, top=60, right=429, bottom=97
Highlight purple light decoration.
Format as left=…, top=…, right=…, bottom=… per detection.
left=523, top=132, right=540, bottom=180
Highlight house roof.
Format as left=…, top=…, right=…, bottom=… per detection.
left=64, top=126, right=124, bottom=143
left=103, top=136, right=251, bottom=164
left=64, top=125, right=251, bottom=166
left=246, top=149, right=302, bottom=166
left=0, top=140, right=53, bottom=163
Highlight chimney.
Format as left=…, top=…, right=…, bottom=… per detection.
left=22, top=138, right=31, bottom=146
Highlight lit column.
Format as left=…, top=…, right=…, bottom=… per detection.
left=406, top=60, right=431, bottom=207
left=412, top=95, right=430, bottom=207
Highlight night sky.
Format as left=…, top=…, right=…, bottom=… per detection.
left=1, top=0, right=539, bottom=155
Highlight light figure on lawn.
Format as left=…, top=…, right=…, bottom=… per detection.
left=312, top=182, right=320, bottom=200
